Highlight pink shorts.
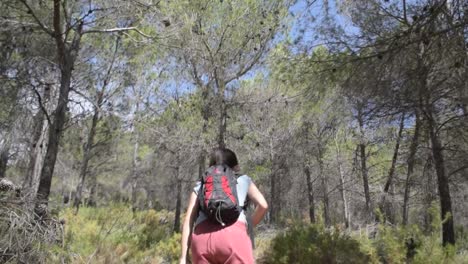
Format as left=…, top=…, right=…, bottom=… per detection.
left=191, top=220, right=254, bottom=264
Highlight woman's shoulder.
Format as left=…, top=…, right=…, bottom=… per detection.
left=237, top=174, right=252, bottom=184
left=193, top=181, right=201, bottom=194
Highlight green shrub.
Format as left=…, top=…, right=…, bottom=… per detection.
left=410, top=202, right=465, bottom=264
left=372, top=224, right=408, bottom=263
left=261, top=224, right=375, bottom=264
left=55, top=204, right=175, bottom=263
left=155, top=232, right=182, bottom=264
left=366, top=203, right=468, bottom=264
left=135, top=209, right=172, bottom=249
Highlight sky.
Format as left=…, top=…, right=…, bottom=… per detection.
left=289, top=0, right=361, bottom=51
left=235, top=0, right=354, bottom=84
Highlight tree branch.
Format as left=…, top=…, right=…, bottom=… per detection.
left=449, top=164, right=468, bottom=177
left=83, top=27, right=155, bottom=39
left=31, top=86, right=52, bottom=126
left=18, top=0, right=54, bottom=36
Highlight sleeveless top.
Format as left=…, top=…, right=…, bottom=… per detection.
left=193, top=175, right=252, bottom=226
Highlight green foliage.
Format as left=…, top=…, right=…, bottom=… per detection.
left=52, top=204, right=176, bottom=263
left=135, top=209, right=172, bottom=249
left=262, top=207, right=468, bottom=264
left=372, top=225, right=410, bottom=263
left=360, top=204, right=468, bottom=264
left=154, top=232, right=182, bottom=264
left=409, top=203, right=467, bottom=264
left=261, top=224, right=375, bottom=264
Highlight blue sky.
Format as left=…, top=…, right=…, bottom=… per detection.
left=289, top=0, right=361, bottom=51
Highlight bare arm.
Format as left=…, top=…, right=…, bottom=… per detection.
left=248, top=182, right=268, bottom=227
left=180, top=192, right=199, bottom=264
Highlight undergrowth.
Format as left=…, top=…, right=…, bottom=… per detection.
left=50, top=204, right=178, bottom=263
left=4, top=201, right=466, bottom=264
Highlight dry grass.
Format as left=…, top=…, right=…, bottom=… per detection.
left=0, top=192, right=64, bottom=263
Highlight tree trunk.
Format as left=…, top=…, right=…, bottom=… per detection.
left=380, top=113, right=405, bottom=223
left=199, top=84, right=210, bottom=178
left=73, top=100, right=100, bottom=211
left=34, top=1, right=83, bottom=216
left=334, top=136, right=349, bottom=228
left=129, top=85, right=143, bottom=213
left=198, top=151, right=206, bottom=179
left=173, top=174, right=182, bottom=233
left=28, top=120, right=49, bottom=194
left=426, top=105, right=455, bottom=245
left=23, top=101, right=48, bottom=191
left=0, top=145, right=10, bottom=179
left=85, top=39, right=118, bottom=208
left=23, top=84, right=52, bottom=193
left=35, top=68, right=72, bottom=212
left=317, top=147, right=330, bottom=226
left=402, top=110, right=420, bottom=225
left=360, top=144, right=371, bottom=217
left=270, top=168, right=278, bottom=224
left=217, top=99, right=227, bottom=149
left=304, top=166, right=315, bottom=223
left=130, top=124, right=140, bottom=213
left=423, top=154, right=436, bottom=231
left=269, top=139, right=278, bottom=224
left=216, top=75, right=227, bottom=149
left=87, top=172, right=97, bottom=207
left=357, top=109, right=372, bottom=220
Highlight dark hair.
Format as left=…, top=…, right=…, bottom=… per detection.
left=208, top=148, right=239, bottom=169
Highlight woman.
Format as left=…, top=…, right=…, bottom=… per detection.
left=180, top=148, right=268, bottom=264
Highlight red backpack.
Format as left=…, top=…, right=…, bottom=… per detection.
left=198, top=165, right=242, bottom=226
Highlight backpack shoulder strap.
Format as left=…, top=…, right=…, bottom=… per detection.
left=197, top=174, right=206, bottom=210
left=243, top=195, right=250, bottom=210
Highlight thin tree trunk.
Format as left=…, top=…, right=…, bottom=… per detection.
left=426, top=105, right=455, bottom=245
left=198, top=152, right=206, bottom=179
left=304, top=165, right=315, bottom=223
left=129, top=85, right=143, bottom=213
left=334, top=135, right=349, bottom=228
left=216, top=75, right=227, bottom=149
left=380, top=113, right=405, bottom=223
left=73, top=101, right=100, bottom=211
left=403, top=110, right=420, bottom=225
left=423, top=154, right=436, bottom=231
left=402, top=0, right=407, bottom=22
left=317, top=147, right=330, bottom=226
left=217, top=99, right=227, bottom=149
left=199, top=84, right=210, bottom=178
left=0, top=145, right=10, bottom=179
left=173, top=173, right=182, bottom=233
left=34, top=0, right=83, bottom=216
left=130, top=123, right=140, bottom=213
left=87, top=172, right=97, bottom=207
left=360, top=144, right=371, bottom=216
left=269, top=138, right=278, bottom=224
left=85, top=38, right=119, bottom=208
left=270, top=168, right=277, bottom=224
left=357, top=109, right=372, bottom=220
